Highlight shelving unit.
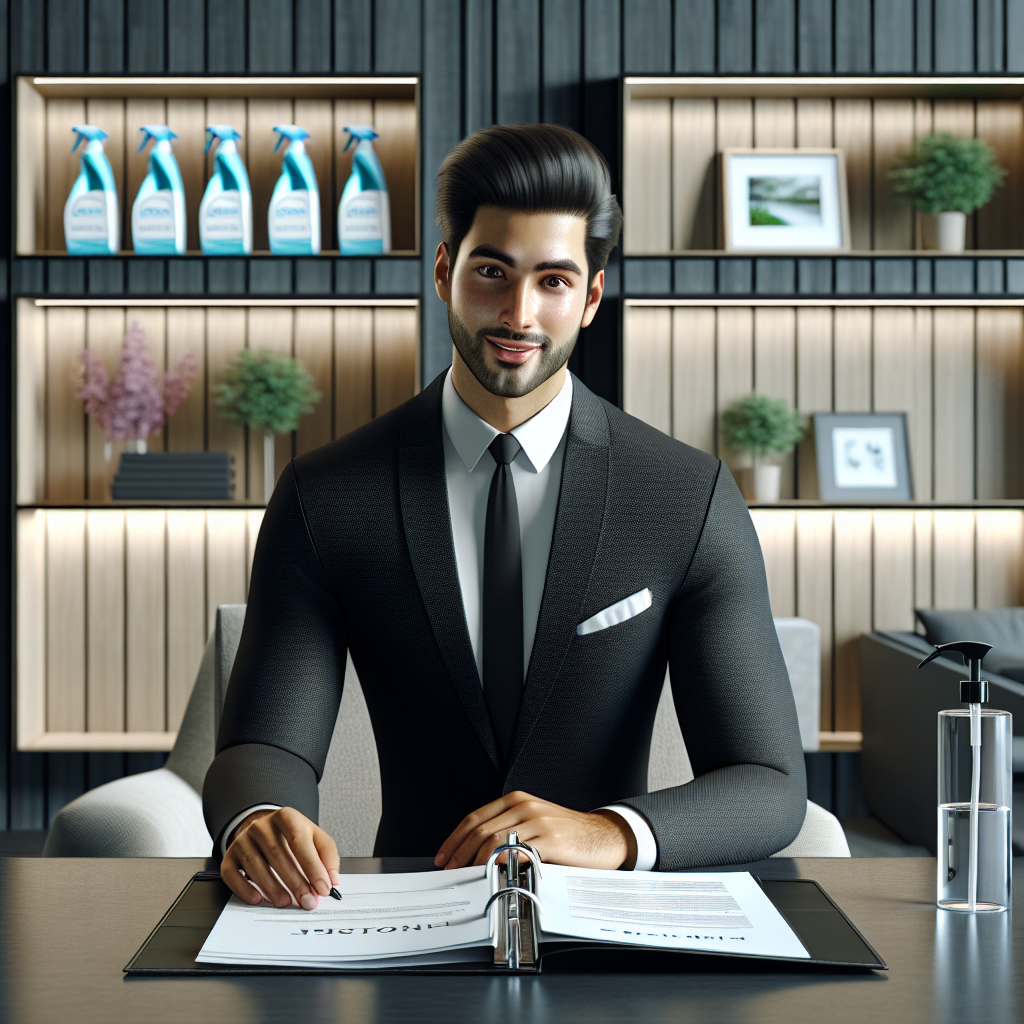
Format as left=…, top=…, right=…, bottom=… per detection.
left=621, top=78, right=1024, bottom=744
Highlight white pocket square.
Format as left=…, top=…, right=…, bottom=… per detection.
left=576, top=588, right=653, bottom=636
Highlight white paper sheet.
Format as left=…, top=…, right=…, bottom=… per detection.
left=536, top=865, right=810, bottom=960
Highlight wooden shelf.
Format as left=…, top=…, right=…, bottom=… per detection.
left=746, top=500, right=1024, bottom=509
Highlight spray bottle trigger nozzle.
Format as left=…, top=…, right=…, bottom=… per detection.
left=71, top=125, right=108, bottom=152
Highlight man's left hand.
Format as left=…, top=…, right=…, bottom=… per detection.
left=434, top=792, right=637, bottom=870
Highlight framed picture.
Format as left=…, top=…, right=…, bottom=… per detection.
left=813, top=413, right=913, bottom=502
left=721, top=149, right=851, bottom=253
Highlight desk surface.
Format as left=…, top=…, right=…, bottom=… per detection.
left=1, top=856, right=1019, bottom=1024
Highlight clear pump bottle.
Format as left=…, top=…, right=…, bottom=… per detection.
left=919, top=641, right=1012, bottom=912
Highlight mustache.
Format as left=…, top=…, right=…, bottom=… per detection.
left=477, top=326, right=550, bottom=347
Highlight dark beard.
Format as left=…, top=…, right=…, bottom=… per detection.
left=447, top=306, right=580, bottom=399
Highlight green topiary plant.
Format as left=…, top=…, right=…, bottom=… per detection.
left=722, top=394, right=804, bottom=460
left=215, top=349, right=321, bottom=503
left=888, top=133, right=1006, bottom=214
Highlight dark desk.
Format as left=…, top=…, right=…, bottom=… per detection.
left=1, top=857, right=1019, bottom=1023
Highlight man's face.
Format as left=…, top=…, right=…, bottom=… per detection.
left=436, top=207, right=603, bottom=398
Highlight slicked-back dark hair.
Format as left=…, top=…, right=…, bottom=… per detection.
left=435, top=124, right=622, bottom=281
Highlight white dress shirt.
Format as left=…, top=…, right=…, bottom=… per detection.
left=223, top=369, right=657, bottom=871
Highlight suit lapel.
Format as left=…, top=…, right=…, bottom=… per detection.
left=398, top=377, right=501, bottom=771
left=505, top=381, right=611, bottom=776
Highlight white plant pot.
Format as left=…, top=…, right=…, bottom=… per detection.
left=754, top=464, right=782, bottom=503
left=937, top=210, right=967, bottom=253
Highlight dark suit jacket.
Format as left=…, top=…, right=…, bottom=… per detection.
left=203, top=373, right=807, bottom=869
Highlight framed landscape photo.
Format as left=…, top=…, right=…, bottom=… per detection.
left=813, top=413, right=913, bottom=502
left=721, top=149, right=851, bottom=252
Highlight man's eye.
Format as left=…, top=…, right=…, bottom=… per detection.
left=477, top=265, right=504, bottom=278
left=544, top=276, right=566, bottom=288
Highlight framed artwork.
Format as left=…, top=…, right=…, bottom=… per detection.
left=813, top=413, right=913, bottom=502
left=721, top=149, right=851, bottom=252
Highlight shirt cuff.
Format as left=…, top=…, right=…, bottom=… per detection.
left=600, top=804, right=657, bottom=871
left=221, top=804, right=281, bottom=857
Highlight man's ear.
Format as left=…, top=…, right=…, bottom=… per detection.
left=580, top=269, right=605, bottom=329
left=434, top=242, right=452, bottom=302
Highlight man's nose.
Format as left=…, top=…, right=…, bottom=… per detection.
left=500, top=280, right=535, bottom=333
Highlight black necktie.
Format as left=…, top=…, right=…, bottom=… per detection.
left=483, top=433, right=524, bottom=764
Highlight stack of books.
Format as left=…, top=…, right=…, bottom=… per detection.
left=111, top=452, right=235, bottom=500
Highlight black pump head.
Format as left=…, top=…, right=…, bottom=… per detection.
left=918, top=640, right=993, bottom=703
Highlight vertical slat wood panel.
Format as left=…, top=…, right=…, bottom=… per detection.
left=976, top=511, right=1024, bottom=609
left=125, top=511, right=166, bottom=732
left=127, top=307, right=168, bottom=452
left=795, top=98, right=833, bottom=146
left=795, top=307, right=832, bottom=499
left=975, top=309, right=1024, bottom=499
left=165, top=98, right=206, bottom=252
left=85, top=98, right=125, bottom=246
left=623, top=99, right=672, bottom=252
left=166, top=307, right=206, bottom=452
left=932, top=511, right=976, bottom=609
left=623, top=306, right=672, bottom=433
left=753, top=307, right=796, bottom=498
left=17, top=511, right=47, bottom=747
left=333, top=99, right=374, bottom=215
left=246, top=307, right=294, bottom=495
left=872, top=100, right=915, bottom=250
left=716, top=98, right=754, bottom=147
left=86, top=511, right=124, bottom=732
left=872, top=511, right=916, bottom=630
left=45, top=98, right=86, bottom=250
left=293, top=98, right=335, bottom=251
left=716, top=306, right=754, bottom=468
left=833, top=99, right=873, bottom=249
left=914, top=99, right=936, bottom=248
left=372, top=99, right=419, bottom=252
left=670, top=307, right=715, bottom=451
left=671, top=98, right=716, bottom=250
left=752, top=98, right=795, bottom=146
left=246, top=510, right=265, bottom=589
left=124, top=99, right=168, bottom=246
left=796, top=510, right=834, bottom=730
left=18, top=300, right=46, bottom=505
left=294, top=308, right=334, bottom=456
left=913, top=309, right=934, bottom=498
left=206, top=308, right=247, bottom=497
left=206, top=511, right=249, bottom=637
left=833, top=307, right=872, bottom=411
left=84, top=307, right=126, bottom=501
left=18, top=81, right=47, bottom=254
left=246, top=99, right=295, bottom=252
left=45, top=307, right=87, bottom=502
left=933, top=309, right=976, bottom=501
left=373, top=307, right=419, bottom=416
left=914, top=511, right=934, bottom=612
left=45, top=511, right=86, bottom=732
left=975, top=102, right=1024, bottom=250
left=166, top=510, right=206, bottom=732
left=750, top=510, right=796, bottom=616
left=833, top=510, right=873, bottom=731
left=334, top=307, right=374, bottom=435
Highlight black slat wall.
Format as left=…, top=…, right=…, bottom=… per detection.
left=1, top=0, right=1020, bottom=829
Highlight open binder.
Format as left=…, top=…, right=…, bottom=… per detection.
left=126, top=833, right=886, bottom=975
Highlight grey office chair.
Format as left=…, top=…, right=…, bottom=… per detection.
left=43, top=605, right=848, bottom=858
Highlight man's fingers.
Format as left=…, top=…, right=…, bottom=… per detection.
left=271, top=810, right=337, bottom=900
left=472, top=822, right=543, bottom=866
left=312, top=828, right=341, bottom=883
left=435, top=792, right=533, bottom=867
left=445, top=803, right=542, bottom=870
left=221, top=850, right=264, bottom=905
left=233, top=839, right=295, bottom=908
left=248, top=826, right=318, bottom=908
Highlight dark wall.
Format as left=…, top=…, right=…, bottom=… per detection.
left=2, top=0, right=1020, bottom=828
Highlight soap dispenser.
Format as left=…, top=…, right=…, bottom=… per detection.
left=918, top=641, right=1012, bottom=912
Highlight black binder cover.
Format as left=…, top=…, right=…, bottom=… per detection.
left=125, top=872, right=887, bottom=975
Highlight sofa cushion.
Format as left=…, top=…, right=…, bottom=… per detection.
left=915, top=607, right=1024, bottom=681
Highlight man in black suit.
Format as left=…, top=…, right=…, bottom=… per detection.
left=204, top=124, right=806, bottom=912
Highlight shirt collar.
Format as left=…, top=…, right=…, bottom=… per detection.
left=441, top=367, right=573, bottom=474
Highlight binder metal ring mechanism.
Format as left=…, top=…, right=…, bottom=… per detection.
left=484, top=830, right=544, bottom=970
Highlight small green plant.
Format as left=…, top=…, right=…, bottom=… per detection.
left=722, top=394, right=804, bottom=458
left=214, top=349, right=321, bottom=433
left=888, top=133, right=1006, bottom=214
left=750, top=206, right=787, bottom=226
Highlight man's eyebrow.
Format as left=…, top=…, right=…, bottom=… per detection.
left=467, top=244, right=515, bottom=267
left=535, top=258, right=582, bottom=275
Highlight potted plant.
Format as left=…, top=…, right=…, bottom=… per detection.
left=888, top=133, right=1006, bottom=253
left=215, top=349, right=321, bottom=504
left=721, top=394, right=804, bottom=503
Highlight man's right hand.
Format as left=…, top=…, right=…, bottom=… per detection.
left=221, top=807, right=341, bottom=911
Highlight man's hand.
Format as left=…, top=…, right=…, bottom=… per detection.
left=434, top=792, right=637, bottom=871
left=221, top=807, right=341, bottom=910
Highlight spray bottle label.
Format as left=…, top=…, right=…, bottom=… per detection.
left=340, top=190, right=385, bottom=243
left=270, top=191, right=312, bottom=240
left=202, top=190, right=244, bottom=241
left=65, top=191, right=110, bottom=241
left=133, top=190, right=177, bottom=241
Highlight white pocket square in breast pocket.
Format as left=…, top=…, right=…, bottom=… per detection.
left=576, top=588, right=653, bottom=636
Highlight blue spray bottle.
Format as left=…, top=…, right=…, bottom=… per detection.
left=339, top=126, right=391, bottom=255
left=131, top=125, right=186, bottom=255
left=268, top=126, right=321, bottom=255
left=64, top=125, right=120, bottom=255
left=199, top=125, right=252, bottom=255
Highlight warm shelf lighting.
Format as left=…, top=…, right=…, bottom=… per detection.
left=32, top=297, right=418, bottom=308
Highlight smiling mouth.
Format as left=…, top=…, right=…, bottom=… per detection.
left=485, top=335, right=542, bottom=363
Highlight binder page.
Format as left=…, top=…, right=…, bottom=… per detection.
left=197, top=866, right=494, bottom=966
left=537, top=866, right=809, bottom=960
